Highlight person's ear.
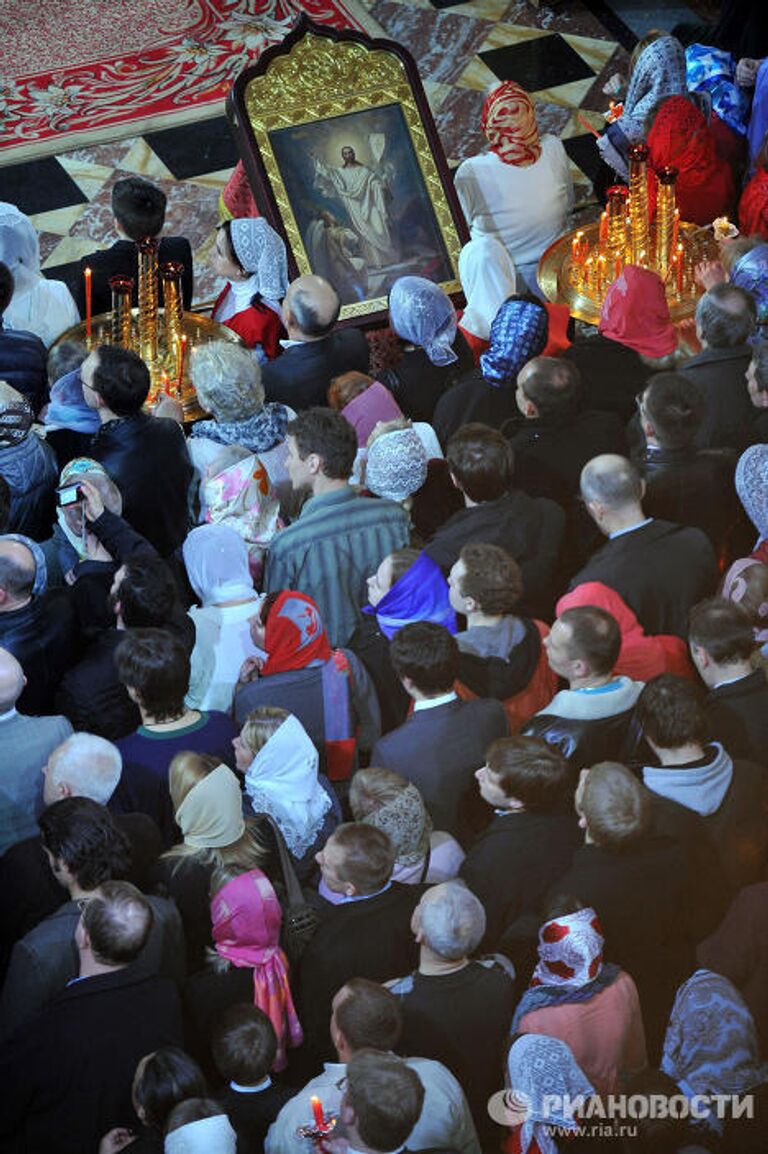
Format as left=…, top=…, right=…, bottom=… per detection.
left=306, top=452, right=323, bottom=477
left=448, top=470, right=463, bottom=493
left=463, top=595, right=478, bottom=614
left=340, top=1097, right=356, bottom=1129
left=690, top=642, right=709, bottom=669
left=58, top=780, right=73, bottom=799
left=756, top=390, right=768, bottom=410
left=641, top=415, right=655, bottom=439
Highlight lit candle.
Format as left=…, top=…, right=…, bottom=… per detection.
left=597, top=254, right=606, bottom=290
left=571, top=231, right=584, bottom=263
left=311, top=1096, right=325, bottom=1129
left=84, top=267, right=92, bottom=338
left=161, top=370, right=171, bottom=396
left=672, top=208, right=680, bottom=251
left=676, top=242, right=684, bottom=293
left=176, top=333, right=188, bottom=391
left=585, top=257, right=594, bottom=293
left=614, top=255, right=622, bottom=281
left=599, top=212, right=608, bottom=245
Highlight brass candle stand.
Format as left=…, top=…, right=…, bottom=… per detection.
left=538, top=145, right=720, bottom=325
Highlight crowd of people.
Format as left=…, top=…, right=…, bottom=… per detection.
left=2, top=17, right=768, bottom=1154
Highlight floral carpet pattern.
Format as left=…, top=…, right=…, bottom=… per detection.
left=0, top=0, right=366, bottom=160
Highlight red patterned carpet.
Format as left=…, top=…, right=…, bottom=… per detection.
left=0, top=0, right=366, bottom=161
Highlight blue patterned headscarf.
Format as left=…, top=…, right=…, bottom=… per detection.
left=480, top=297, right=549, bottom=386
left=731, top=245, right=768, bottom=330
left=686, top=43, right=751, bottom=137
left=363, top=551, right=457, bottom=640
left=389, top=276, right=458, bottom=366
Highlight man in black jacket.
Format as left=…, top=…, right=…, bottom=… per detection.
left=76, top=177, right=193, bottom=316
left=571, top=454, right=718, bottom=638
left=262, top=273, right=369, bottom=410
left=689, top=597, right=768, bottom=762
left=82, top=344, right=192, bottom=556
left=0, top=261, right=47, bottom=413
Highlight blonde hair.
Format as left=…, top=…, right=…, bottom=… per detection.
left=240, top=706, right=290, bottom=759
left=169, top=751, right=220, bottom=813
left=366, top=416, right=411, bottom=449
left=164, top=751, right=267, bottom=869
left=629, top=29, right=667, bottom=72
left=349, top=767, right=412, bottom=819
left=328, top=370, right=373, bottom=410
left=191, top=340, right=264, bottom=423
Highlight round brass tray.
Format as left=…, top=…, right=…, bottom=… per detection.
left=537, top=219, right=721, bottom=325
left=52, top=308, right=244, bottom=423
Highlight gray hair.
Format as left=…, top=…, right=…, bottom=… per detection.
left=49, top=733, right=122, bottom=805
left=580, top=454, right=643, bottom=510
left=191, top=341, right=263, bottom=423
left=418, top=881, right=486, bottom=961
left=696, top=284, right=756, bottom=348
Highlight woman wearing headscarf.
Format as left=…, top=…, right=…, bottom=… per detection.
left=647, top=95, right=736, bottom=226
left=730, top=244, right=768, bottom=338
left=377, top=276, right=474, bottom=423
left=233, top=589, right=380, bottom=781
left=432, top=294, right=550, bottom=445
left=183, top=524, right=264, bottom=713
left=661, top=969, right=768, bottom=1136
left=736, top=442, right=768, bottom=564
left=210, top=218, right=288, bottom=361
left=328, top=371, right=403, bottom=447
left=153, top=753, right=269, bottom=972
left=503, top=1034, right=595, bottom=1154
left=512, top=906, right=647, bottom=1100
left=455, top=81, right=573, bottom=294
left=350, top=547, right=456, bottom=733
left=556, top=582, right=695, bottom=683
left=564, top=265, right=684, bottom=421
left=189, top=341, right=290, bottom=457
left=184, top=867, right=303, bottom=1072
left=0, top=380, right=57, bottom=540
left=234, top=706, right=340, bottom=878
left=597, top=35, right=689, bottom=181
left=739, top=133, right=768, bottom=239
left=0, top=202, right=79, bottom=348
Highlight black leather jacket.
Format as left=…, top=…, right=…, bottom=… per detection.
left=0, top=589, right=79, bottom=714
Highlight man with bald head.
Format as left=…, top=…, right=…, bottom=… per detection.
left=568, top=454, right=718, bottom=638
left=0, top=535, right=79, bottom=713
left=0, top=646, right=72, bottom=856
left=262, top=273, right=369, bottom=410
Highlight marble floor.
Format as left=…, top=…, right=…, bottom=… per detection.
left=1, top=0, right=700, bottom=310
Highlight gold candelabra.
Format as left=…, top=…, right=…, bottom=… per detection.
left=655, top=166, right=678, bottom=279
left=627, top=144, right=650, bottom=264
left=161, top=262, right=185, bottom=376
left=138, top=236, right=160, bottom=365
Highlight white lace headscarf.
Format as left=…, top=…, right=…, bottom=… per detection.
left=506, top=1035, right=595, bottom=1154
left=389, top=276, right=458, bottom=366
left=736, top=444, right=768, bottom=546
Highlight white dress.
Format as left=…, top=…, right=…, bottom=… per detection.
left=5, top=277, right=80, bottom=348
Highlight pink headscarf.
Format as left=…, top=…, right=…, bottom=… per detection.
left=599, top=265, right=678, bottom=359
left=341, top=381, right=403, bottom=448
left=211, top=869, right=303, bottom=1069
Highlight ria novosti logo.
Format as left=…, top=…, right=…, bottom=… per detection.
left=487, top=1090, right=757, bottom=1128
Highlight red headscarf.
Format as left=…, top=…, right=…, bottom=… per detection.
left=481, top=81, right=542, bottom=167
left=260, top=590, right=331, bottom=676
left=739, top=168, right=768, bottom=241
left=598, top=265, right=677, bottom=359
left=647, top=95, right=735, bottom=225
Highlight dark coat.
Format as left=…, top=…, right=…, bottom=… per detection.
left=562, top=333, right=654, bottom=422
left=425, top=490, right=565, bottom=620
left=680, top=344, right=756, bottom=451
left=370, top=697, right=509, bottom=843
left=218, top=1083, right=295, bottom=1154
left=297, top=883, right=421, bottom=1059
left=638, top=444, right=740, bottom=555
left=0, top=324, right=47, bottom=413
left=523, top=708, right=639, bottom=769
left=0, top=432, right=58, bottom=541
left=707, top=669, right=768, bottom=763
left=569, top=518, right=718, bottom=639
left=76, top=237, right=194, bottom=317
left=0, top=967, right=183, bottom=1154
left=380, top=332, right=475, bottom=426
left=432, top=369, right=520, bottom=445
left=55, top=628, right=141, bottom=740
left=460, top=811, right=581, bottom=951
left=0, top=588, right=79, bottom=714
left=262, top=327, right=369, bottom=411
left=89, top=413, right=192, bottom=556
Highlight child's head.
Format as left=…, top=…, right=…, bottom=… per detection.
left=112, top=177, right=167, bottom=241
left=210, top=1003, right=277, bottom=1085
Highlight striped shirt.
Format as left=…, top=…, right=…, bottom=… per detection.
left=265, top=486, right=410, bottom=646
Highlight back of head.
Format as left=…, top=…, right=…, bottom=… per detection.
left=115, top=628, right=189, bottom=720
left=286, top=406, right=357, bottom=480
left=751, top=339, right=768, bottom=395
left=558, top=605, right=622, bottom=676
left=285, top=274, right=340, bottom=337
left=47, top=732, right=123, bottom=805
left=519, top=357, right=582, bottom=419
left=723, top=559, right=768, bottom=630
left=38, top=796, right=131, bottom=889
left=334, top=978, right=403, bottom=1052
left=696, top=283, right=757, bottom=348
left=390, top=621, right=458, bottom=694
left=635, top=674, right=709, bottom=750
left=112, top=176, right=167, bottom=240
left=580, top=454, right=643, bottom=512
left=447, top=422, right=514, bottom=502
left=417, top=880, right=486, bottom=961
left=349, top=767, right=413, bottom=820
left=643, top=372, right=705, bottom=448
left=82, top=879, right=152, bottom=965
left=0, top=538, right=35, bottom=605
left=487, top=735, right=574, bottom=812
left=578, top=762, right=650, bottom=850
left=457, top=543, right=523, bottom=616
left=168, top=751, right=221, bottom=813
left=190, top=341, right=263, bottom=424
left=47, top=340, right=87, bottom=385
left=91, top=345, right=151, bottom=416
left=210, top=1003, right=277, bottom=1086
left=0, top=645, right=24, bottom=712
left=689, top=597, right=756, bottom=664
left=133, top=1047, right=207, bottom=1132
left=0, top=261, right=13, bottom=316
left=329, top=822, right=396, bottom=894
left=328, top=370, right=373, bottom=410
left=165, top=1099, right=236, bottom=1154
left=118, top=557, right=178, bottom=628
left=345, top=1049, right=425, bottom=1153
